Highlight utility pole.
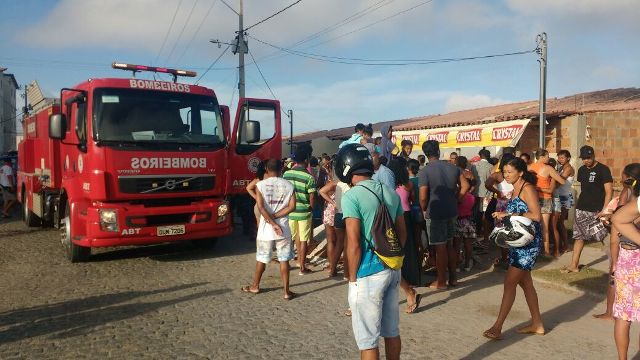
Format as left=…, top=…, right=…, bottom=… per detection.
left=236, top=0, right=246, bottom=99
left=288, top=109, right=293, bottom=156
left=537, top=33, right=548, bottom=149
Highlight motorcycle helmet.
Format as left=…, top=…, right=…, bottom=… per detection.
left=490, top=215, right=536, bottom=248
left=334, top=143, right=374, bottom=184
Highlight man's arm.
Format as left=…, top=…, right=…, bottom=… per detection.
left=602, top=182, right=613, bottom=213
left=419, top=186, right=429, bottom=212
left=345, top=217, right=362, bottom=283
left=548, top=166, right=566, bottom=185
left=245, top=178, right=259, bottom=200
left=395, top=215, right=407, bottom=248
left=256, top=188, right=276, bottom=225
left=273, top=194, right=296, bottom=219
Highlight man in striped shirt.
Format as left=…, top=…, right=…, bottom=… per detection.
left=283, top=149, right=317, bottom=275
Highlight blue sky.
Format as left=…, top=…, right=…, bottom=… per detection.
left=2, top=0, right=638, bottom=134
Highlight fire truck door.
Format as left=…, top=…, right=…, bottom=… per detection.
left=227, top=98, right=281, bottom=195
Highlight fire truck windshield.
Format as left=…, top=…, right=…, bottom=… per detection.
left=93, top=88, right=224, bottom=148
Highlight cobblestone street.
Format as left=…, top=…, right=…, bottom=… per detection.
left=0, top=217, right=636, bottom=359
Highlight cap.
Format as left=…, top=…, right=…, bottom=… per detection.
left=579, top=145, right=595, bottom=159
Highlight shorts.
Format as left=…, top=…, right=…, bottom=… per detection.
left=289, top=214, right=313, bottom=242
left=573, top=209, right=608, bottom=242
left=539, top=198, right=553, bottom=214
left=425, top=217, right=456, bottom=246
left=256, top=238, right=294, bottom=264
left=334, top=213, right=345, bottom=229
left=454, top=217, right=476, bottom=239
left=553, top=194, right=574, bottom=213
left=1, top=186, right=16, bottom=202
left=348, top=269, right=401, bottom=350
left=410, top=205, right=424, bottom=224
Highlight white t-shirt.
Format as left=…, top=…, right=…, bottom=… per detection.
left=0, top=164, right=13, bottom=187
left=256, top=177, right=294, bottom=241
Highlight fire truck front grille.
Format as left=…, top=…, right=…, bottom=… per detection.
left=118, top=175, right=215, bottom=194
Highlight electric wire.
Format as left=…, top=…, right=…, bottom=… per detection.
left=248, top=49, right=292, bottom=121
left=165, top=0, right=200, bottom=64
left=176, top=0, right=219, bottom=64
left=154, top=0, right=184, bottom=65
left=195, top=44, right=231, bottom=84
left=244, top=0, right=304, bottom=32
left=252, top=0, right=396, bottom=64
left=302, top=0, right=436, bottom=51
left=249, top=35, right=537, bottom=66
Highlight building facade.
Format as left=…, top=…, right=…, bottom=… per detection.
left=0, top=69, right=19, bottom=153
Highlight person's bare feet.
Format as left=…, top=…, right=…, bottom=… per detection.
left=560, top=266, right=579, bottom=273
left=429, top=281, right=447, bottom=290
left=592, top=313, right=614, bottom=320
left=483, top=326, right=502, bottom=340
left=284, top=291, right=296, bottom=300
left=241, top=285, right=260, bottom=294
left=516, top=323, right=545, bottom=335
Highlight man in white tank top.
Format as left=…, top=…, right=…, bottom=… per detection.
left=242, top=159, right=297, bottom=300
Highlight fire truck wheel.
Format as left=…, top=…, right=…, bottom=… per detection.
left=61, top=202, right=90, bottom=263
left=192, top=237, right=218, bottom=249
left=22, top=190, right=41, bottom=227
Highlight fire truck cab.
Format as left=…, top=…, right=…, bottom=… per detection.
left=18, top=63, right=281, bottom=262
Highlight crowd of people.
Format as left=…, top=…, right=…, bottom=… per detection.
left=240, top=122, right=640, bottom=360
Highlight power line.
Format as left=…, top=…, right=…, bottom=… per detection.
left=246, top=0, right=395, bottom=65
left=303, top=0, right=436, bottom=51
left=176, top=0, right=219, bottom=64
left=249, top=35, right=537, bottom=66
left=154, top=0, right=184, bottom=65
left=165, top=0, right=200, bottom=64
left=248, top=49, right=278, bottom=100
left=244, top=0, right=304, bottom=32
left=195, top=44, right=231, bottom=84
left=219, top=0, right=239, bottom=15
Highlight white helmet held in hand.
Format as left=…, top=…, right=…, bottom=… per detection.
left=490, top=216, right=536, bottom=248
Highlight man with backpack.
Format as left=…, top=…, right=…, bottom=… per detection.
left=336, top=143, right=407, bottom=360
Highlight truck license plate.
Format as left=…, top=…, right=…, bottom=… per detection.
left=157, top=225, right=186, bottom=237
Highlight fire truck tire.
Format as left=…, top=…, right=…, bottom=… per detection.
left=61, top=202, right=90, bottom=263
left=192, top=237, right=218, bottom=249
left=22, top=191, right=41, bottom=227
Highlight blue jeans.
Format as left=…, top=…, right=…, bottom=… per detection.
left=348, top=269, right=401, bottom=350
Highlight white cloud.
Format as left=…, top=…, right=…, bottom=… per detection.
left=444, top=93, right=509, bottom=113
left=16, top=0, right=438, bottom=58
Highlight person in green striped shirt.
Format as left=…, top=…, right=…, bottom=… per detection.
left=283, top=149, right=317, bottom=275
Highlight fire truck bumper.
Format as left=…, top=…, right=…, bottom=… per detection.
left=78, top=198, right=232, bottom=247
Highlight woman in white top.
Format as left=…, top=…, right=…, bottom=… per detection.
left=319, top=177, right=351, bottom=279
left=551, top=150, right=575, bottom=257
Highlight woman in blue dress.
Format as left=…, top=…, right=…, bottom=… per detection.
left=483, top=157, right=546, bottom=340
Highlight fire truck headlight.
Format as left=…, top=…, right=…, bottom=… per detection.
left=217, top=204, right=229, bottom=223
left=99, top=209, right=119, bottom=232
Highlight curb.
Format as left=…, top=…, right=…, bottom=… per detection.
left=531, top=272, right=606, bottom=301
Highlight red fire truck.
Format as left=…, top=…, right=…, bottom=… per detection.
left=18, top=63, right=281, bottom=262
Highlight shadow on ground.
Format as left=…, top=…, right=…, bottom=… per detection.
left=0, top=282, right=229, bottom=344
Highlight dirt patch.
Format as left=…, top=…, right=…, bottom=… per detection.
left=533, top=267, right=609, bottom=295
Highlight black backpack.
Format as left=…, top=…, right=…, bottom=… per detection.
left=358, top=184, right=405, bottom=269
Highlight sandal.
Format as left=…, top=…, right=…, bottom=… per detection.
left=405, top=293, right=421, bottom=314
left=241, top=285, right=260, bottom=294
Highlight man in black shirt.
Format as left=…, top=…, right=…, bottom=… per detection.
left=562, top=146, right=613, bottom=273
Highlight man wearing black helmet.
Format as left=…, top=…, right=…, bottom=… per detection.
left=336, top=144, right=407, bottom=359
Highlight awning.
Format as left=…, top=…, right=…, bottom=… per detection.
left=391, top=118, right=531, bottom=150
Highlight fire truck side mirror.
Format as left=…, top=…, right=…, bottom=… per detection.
left=243, top=120, right=260, bottom=144
left=49, top=114, right=67, bottom=140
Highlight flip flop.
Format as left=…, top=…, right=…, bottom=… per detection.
left=241, top=285, right=259, bottom=294
left=344, top=309, right=352, bottom=317
left=483, top=329, right=502, bottom=340
left=405, top=293, right=422, bottom=314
